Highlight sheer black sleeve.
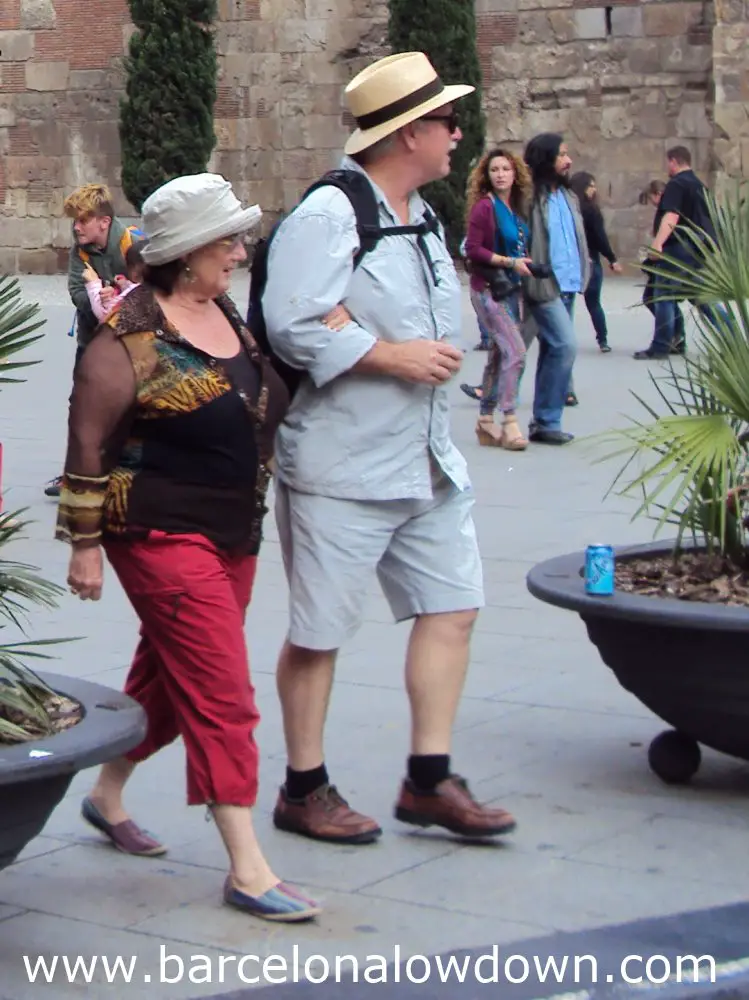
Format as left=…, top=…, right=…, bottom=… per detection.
left=55, top=327, right=136, bottom=547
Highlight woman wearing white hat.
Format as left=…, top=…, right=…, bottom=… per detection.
left=56, top=172, right=320, bottom=923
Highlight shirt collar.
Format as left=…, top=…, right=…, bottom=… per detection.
left=339, top=155, right=428, bottom=225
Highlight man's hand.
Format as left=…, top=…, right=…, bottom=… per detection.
left=390, top=340, right=463, bottom=385
left=610, top=261, right=624, bottom=274
left=67, top=546, right=103, bottom=601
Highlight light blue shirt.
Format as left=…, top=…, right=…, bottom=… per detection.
left=262, top=156, right=471, bottom=501
left=547, top=190, right=582, bottom=293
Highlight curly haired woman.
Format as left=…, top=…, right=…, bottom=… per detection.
left=461, top=148, right=533, bottom=450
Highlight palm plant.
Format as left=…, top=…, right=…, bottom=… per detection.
left=0, top=276, right=76, bottom=744
left=598, top=183, right=749, bottom=570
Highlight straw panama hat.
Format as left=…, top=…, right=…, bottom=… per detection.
left=343, top=51, right=475, bottom=156
left=140, top=173, right=262, bottom=266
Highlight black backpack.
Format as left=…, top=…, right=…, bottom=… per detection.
left=246, top=168, right=441, bottom=398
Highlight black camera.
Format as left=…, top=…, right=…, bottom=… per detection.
left=527, top=263, right=553, bottom=279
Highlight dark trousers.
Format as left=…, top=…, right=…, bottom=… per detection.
left=584, top=259, right=608, bottom=344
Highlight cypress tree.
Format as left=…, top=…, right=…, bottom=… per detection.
left=388, top=0, right=485, bottom=254
left=120, top=0, right=218, bottom=211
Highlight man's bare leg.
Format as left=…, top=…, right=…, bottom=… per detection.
left=273, top=638, right=382, bottom=843
left=396, top=608, right=517, bottom=837
left=405, top=610, right=476, bottom=755
left=276, top=639, right=336, bottom=772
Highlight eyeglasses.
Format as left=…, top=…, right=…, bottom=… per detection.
left=420, top=112, right=460, bottom=134
left=216, top=232, right=249, bottom=248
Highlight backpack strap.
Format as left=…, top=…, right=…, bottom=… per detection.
left=300, top=169, right=442, bottom=281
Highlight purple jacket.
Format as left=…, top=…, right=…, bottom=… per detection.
left=465, top=196, right=497, bottom=293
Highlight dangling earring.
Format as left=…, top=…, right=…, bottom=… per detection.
left=182, top=263, right=196, bottom=285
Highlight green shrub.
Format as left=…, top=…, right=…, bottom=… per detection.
left=388, top=0, right=485, bottom=254
left=120, top=0, right=218, bottom=211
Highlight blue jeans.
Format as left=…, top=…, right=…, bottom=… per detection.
left=649, top=260, right=733, bottom=354
left=529, top=295, right=577, bottom=431
left=585, top=259, right=608, bottom=343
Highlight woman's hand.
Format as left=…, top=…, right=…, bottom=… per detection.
left=67, top=546, right=103, bottom=601
left=82, top=264, right=98, bottom=283
left=322, top=304, right=352, bottom=331
left=511, top=257, right=534, bottom=278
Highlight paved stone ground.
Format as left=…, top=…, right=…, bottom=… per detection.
left=1, top=274, right=748, bottom=999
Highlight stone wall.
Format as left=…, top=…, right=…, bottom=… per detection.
left=0, top=0, right=746, bottom=271
left=476, top=0, right=715, bottom=260
left=712, top=0, right=749, bottom=189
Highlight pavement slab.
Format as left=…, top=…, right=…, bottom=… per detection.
left=1, top=275, right=747, bottom=999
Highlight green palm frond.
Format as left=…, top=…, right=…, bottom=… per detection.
left=0, top=280, right=77, bottom=743
left=596, top=184, right=749, bottom=564
left=0, top=275, right=46, bottom=382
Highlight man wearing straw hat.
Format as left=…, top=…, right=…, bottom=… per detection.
left=263, top=52, right=517, bottom=845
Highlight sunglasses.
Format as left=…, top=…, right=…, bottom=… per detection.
left=420, top=112, right=460, bottom=134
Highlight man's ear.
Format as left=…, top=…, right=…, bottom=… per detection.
left=400, top=122, right=420, bottom=152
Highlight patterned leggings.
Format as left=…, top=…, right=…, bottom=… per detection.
left=470, top=288, right=526, bottom=417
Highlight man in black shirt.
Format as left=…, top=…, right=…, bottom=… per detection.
left=634, top=146, right=720, bottom=359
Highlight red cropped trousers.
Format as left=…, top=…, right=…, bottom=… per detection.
left=104, top=530, right=260, bottom=807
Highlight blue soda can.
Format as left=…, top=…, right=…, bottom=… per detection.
left=585, top=544, right=615, bottom=595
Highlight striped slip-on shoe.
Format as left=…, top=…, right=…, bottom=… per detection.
left=223, top=877, right=321, bottom=923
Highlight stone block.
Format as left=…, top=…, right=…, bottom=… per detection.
left=5, top=154, right=63, bottom=188
left=524, top=42, right=583, bottom=78
left=519, top=0, right=573, bottom=7
left=714, top=103, right=749, bottom=141
left=713, top=137, right=742, bottom=176
left=275, top=18, right=328, bottom=53
left=0, top=216, right=50, bottom=249
left=0, top=250, right=18, bottom=273
left=642, top=1, right=700, bottom=37
left=635, top=106, right=670, bottom=138
left=281, top=51, right=347, bottom=87
left=675, top=102, right=713, bottom=139
left=281, top=111, right=345, bottom=150
left=626, top=39, right=664, bottom=75
left=575, top=8, right=606, bottom=39
left=0, top=106, right=16, bottom=127
left=476, top=0, right=518, bottom=10
left=0, top=30, right=34, bottom=61
left=245, top=115, right=282, bottom=150
left=611, top=6, right=643, bottom=36
left=715, top=0, right=746, bottom=24
left=600, top=105, right=635, bottom=139
left=25, top=60, right=69, bottom=90
left=222, top=53, right=254, bottom=87
left=20, top=0, right=56, bottom=29
left=261, top=0, right=305, bottom=16
left=216, top=20, right=276, bottom=56
left=548, top=9, right=576, bottom=42
left=28, top=119, right=71, bottom=156
left=281, top=82, right=342, bottom=116
left=660, top=37, right=712, bottom=73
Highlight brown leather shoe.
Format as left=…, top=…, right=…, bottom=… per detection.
left=394, top=775, right=516, bottom=838
left=273, top=784, right=382, bottom=845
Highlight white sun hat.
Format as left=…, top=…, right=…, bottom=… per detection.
left=140, top=173, right=262, bottom=265
left=343, top=51, right=475, bottom=156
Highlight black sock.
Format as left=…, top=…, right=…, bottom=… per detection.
left=408, top=754, right=450, bottom=792
left=285, top=764, right=329, bottom=800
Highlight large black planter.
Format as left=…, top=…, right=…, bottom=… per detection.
left=526, top=541, right=749, bottom=785
left=0, top=672, right=146, bottom=871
